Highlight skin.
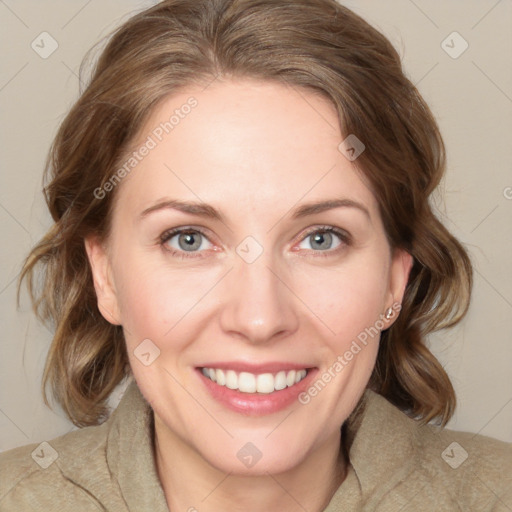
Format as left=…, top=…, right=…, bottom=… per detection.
left=85, top=78, right=413, bottom=512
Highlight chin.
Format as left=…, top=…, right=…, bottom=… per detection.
left=196, top=435, right=312, bottom=476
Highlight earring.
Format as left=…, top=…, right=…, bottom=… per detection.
left=385, top=307, right=394, bottom=320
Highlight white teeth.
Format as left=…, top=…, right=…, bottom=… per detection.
left=256, top=373, right=274, bottom=394
left=239, top=372, right=256, bottom=393
left=225, top=370, right=238, bottom=390
left=216, top=368, right=226, bottom=385
left=274, top=371, right=287, bottom=391
left=201, top=367, right=308, bottom=394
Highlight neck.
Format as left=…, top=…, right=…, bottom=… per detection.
left=153, top=415, right=348, bottom=512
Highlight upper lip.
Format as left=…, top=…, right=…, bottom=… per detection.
left=197, top=362, right=315, bottom=374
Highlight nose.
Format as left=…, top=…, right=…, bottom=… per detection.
left=219, top=251, right=299, bottom=345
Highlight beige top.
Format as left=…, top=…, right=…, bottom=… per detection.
left=1, top=379, right=511, bottom=511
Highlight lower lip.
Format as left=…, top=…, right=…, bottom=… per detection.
left=196, top=368, right=318, bottom=416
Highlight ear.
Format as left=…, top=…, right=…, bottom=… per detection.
left=385, top=248, right=414, bottom=325
left=84, top=235, right=122, bottom=326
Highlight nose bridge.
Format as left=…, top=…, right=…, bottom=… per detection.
left=219, top=245, right=298, bottom=343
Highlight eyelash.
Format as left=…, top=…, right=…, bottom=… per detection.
left=159, top=225, right=351, bottom=260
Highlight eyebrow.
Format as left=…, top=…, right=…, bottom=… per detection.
left=139, top=198, right=370, bottom=222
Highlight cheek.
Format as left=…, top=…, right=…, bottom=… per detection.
left=292, top=254, right=389, bottom=346
left=112, top=253, right=219, bottom=343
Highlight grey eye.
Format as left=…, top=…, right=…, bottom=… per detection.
left=298, top=229, right=343, bottom=252
left=164, top=230, right=213, bottom=253
left=177, top=232, right=202, bottom=251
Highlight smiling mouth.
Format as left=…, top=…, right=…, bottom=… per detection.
left=200, top=367, right=311, bottom=394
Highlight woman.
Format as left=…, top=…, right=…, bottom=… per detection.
left=0, top=0, right=510, bottom=510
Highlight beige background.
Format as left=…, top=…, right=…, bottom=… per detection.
left=0, top=0, right=511, bottom=452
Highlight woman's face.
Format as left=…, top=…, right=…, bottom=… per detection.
left=86, top=78, right=412, bottom=475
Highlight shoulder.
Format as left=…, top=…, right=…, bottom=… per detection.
left=0, top=422, right=110, bottom=511
left=355, top=390, right=512, bottom=510
left=410, top=415, right=512, bottom=510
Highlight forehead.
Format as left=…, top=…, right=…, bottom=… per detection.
left=113, top=78, right=377, bottom=219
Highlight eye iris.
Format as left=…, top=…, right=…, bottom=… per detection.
left=311, top=231, right=332, bottom=250
left=179, top=232, right=201, bottom=251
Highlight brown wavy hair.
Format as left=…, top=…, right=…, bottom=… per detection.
left=18, top=0, right=472, bottom=428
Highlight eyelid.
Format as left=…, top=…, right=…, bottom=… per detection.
left=298, top=225, right=351, bottom=243
left=159, top=225, right=214, bottom=244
